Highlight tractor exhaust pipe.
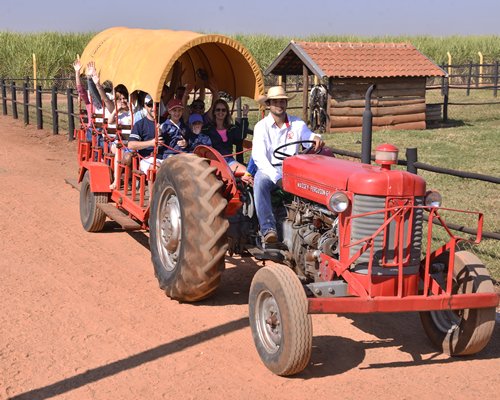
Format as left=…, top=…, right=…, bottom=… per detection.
left=361, top=84, right=376, bottom=164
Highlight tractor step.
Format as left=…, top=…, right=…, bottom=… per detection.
left=96, top=203, right=142, bottom=231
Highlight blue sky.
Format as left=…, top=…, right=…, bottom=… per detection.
left=1, top=0, right=499, bottom=36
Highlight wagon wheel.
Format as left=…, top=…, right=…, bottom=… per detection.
left=249, top=264, right=312, bottom=376
left=79, top=170, right=108, bottom=232
left=419, top=251, right=496, bottom=355
left=149, top=154, right=229, bottom=302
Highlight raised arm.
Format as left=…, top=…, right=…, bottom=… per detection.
left=87, top=61, right=115, bottom=113
left=73, top=59, right=89, bottom=105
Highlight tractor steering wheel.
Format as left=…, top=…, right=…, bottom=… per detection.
left=273, top=140, right=320, bottom=161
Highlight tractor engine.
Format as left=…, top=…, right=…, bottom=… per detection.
left=281, top=147, right=428, bottom=290
left=282, top=198, right=339, bottom=281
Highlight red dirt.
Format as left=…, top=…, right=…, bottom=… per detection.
left=0, top=115, right=499, bottom=400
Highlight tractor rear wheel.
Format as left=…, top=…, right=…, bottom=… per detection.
left=149, top=154, right=228, bottom=302
left=420, top=251, right=496, bottom=355
left=249, top=264, right=312, bottom=376
left=79, top=170, right=108, bottom=232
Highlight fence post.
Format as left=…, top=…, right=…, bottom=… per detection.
left=477, top=52, right=483, bottom=87
left=11, top=81, right=18, bottom=119
left=23, top=81, right=29, bottom=125
left=51, top=86, right=59, bottom=135
left=36, top=84, right=43, bottom=129
left=1, top=79, right=7, bottom=115
left=494, top=60, right=499, bottom=98
left=25, top=76, right=30, bottom=104
left=406, top=148, right=418, bottom=174
left=66, top=88, right=75, bottom=140
left=443, top=77, right=449, bottom=122
left=466, top=62, right=473, bottom=96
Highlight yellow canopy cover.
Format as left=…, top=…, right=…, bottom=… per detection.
left=80, top=27, right=264, bottom=102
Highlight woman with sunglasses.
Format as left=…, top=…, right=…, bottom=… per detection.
left=205, top=99, right=252, bottom=183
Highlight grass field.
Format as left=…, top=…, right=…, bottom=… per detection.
left=1, top=31, right=500, bottom=84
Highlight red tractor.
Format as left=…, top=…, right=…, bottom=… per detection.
left=76, top=28, right=499, bottom=377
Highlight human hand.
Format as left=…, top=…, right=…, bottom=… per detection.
left=73, top=59, right=81, bottom=72
left=241, top=173, right=253, bottom=186
left=87, top=61, right=100, bottom=84
left=86, top=61, right=95, bottom=78
left=242, top=104, right=249, bottom=117
left=313, top=136, right=325, bottom=152
left=177, top=138, right=187, bottom=148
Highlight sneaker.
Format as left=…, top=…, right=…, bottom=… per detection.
left=263, top=230, right=278, bottom=244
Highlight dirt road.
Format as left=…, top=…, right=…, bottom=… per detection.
left=0, top=115, right=499, bottom=400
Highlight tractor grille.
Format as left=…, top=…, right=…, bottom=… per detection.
left=350, top=195, right=423, bottom=275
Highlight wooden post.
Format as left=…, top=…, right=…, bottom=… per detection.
left=478, top=52, right=483, bottom=87
left=11, top=81, right=18, bottom=119
left=32, top=53, right=37, bottom=91
left=466, top=62, right=473, bottom=96
left=36, top=85, right=43, bottom=129
left=51, top=86, right=59, bottom=135
left=67, top=88, right=75, bottom=140
left=1, top=79, right=7, bottom=115
left=406, top=148, right=418, bottom=174
left=447, top=52, right=452, bottom=84
left=493, top=61, right=499, bottom=98
left=443, top=77, right=449, bottom=122
left=302, top=65, right=308, bottom=122
left=235, top=97, right=243, bottom=163
left=23, top=81, right=29, bottom=125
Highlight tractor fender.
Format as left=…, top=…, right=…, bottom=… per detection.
left=194, top=145, right=242, bottom=216
left=78, top=161, right=112, bottom=193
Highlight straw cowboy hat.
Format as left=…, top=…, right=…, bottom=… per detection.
left=258, top=86, right=296, bottom=105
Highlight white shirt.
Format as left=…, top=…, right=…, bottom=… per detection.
left=252, top=113, right=319, bottom=183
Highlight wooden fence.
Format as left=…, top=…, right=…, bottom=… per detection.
left=1, top=77, right=77, bottom=140
left=1, top=75, right=498, bottom=241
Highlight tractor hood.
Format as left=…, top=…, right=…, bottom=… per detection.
left=282, top=154, right=426, bottom=206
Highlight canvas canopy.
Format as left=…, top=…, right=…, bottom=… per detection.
left=80, top=27, right=265, bottom=102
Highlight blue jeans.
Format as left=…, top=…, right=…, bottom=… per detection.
left=254, top=170, right=279, bottom=235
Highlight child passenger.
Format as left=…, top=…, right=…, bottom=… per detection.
left=160, top=99, right=188, bottom=158
left=187, top=114, right=211, bottom=151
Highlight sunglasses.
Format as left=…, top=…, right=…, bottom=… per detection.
left=192, top=104, right=204, bottom=109
left=145, top=102, right=154, bottom=108
left=214, top=108, right=227, bottom=112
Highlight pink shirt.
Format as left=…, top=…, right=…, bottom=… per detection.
left=217, top=128, right=228, bottom=142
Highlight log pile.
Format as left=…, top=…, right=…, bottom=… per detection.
left=328, top=78, right=427, bottom=132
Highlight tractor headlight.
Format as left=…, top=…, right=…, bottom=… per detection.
left=329, top=192, right=350, bottom=213
left=425, top=190, right=442, bottom=208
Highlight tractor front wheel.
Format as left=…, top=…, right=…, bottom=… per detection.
left=149, top=154, right=228, bottom=302
left=420, top=251, right=496, bottom=355
left=249, top=264, right=312, bottom=376
left=79, top=170, right=108, bottom=232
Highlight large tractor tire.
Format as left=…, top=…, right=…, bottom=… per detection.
left=249, top=264, right=313, bottom=376
left=149, top=154, right=229, bottom=302
left=420, top=251, right=496, bottom=355
left=79, top=170, right=108, bottom=232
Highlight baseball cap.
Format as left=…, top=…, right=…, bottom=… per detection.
left=188, top=113, right=204, bottom=125
left=144, top=94, right=153, bottom=106
left=167, top=98, right=184, bottom=111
